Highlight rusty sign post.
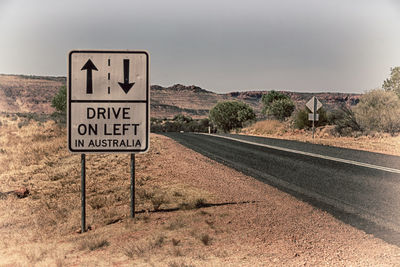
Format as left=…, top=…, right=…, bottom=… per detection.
left=68, top=50, right=150, bottom=231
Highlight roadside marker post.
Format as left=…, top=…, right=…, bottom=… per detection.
left=68, top=50, right=150, bottom=232
left=313, top=98, right=316, bottom=139
left=306, top=96, right=323, bottom=139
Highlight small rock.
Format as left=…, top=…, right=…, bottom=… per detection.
left=76, top=225, right=93, bottom=234
left=13, top=187, right=29, bottom=198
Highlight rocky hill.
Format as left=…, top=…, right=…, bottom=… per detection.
left=0, top=74, right=361, bottom=118
left=151, top=86, right=361, bottom=119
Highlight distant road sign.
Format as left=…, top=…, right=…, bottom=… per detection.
left=308, top=113, right=319, bottom=121
left=68, top=50, right=150, bottom=153
left=306, top=96, right=322, bottom=113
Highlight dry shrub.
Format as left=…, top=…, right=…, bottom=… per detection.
left=33, top=199, right=74, bottom=235
left=354, top=89, right=400, bottom=134
left=137, top=186, right=170, bottom=211
left=137, top=175, right=151, bottom=186
left=137, top=187, right=155, bottom=201
left=151, top=192, right=169, bottom=211
left=242, top=120, right=285, bottom=135
left=123, top=243, right=147, bottom=259
left=123, top=234, right=165, bottom=259
left=171, top=238, right=181, bottom=246
left=178, top=197, right=207, bottom=210
left=79, top=234, right=110, bottom=251
left=200, top=233, right=212, bottom=246
left=151, top=234, right=166, bottom=249
left=172, top=247, right=184, bottom=257
left=24, top=246, right=48, bottom=265
left=166, top=218, right=186, bottom=230
left=88, top=196, right=108, bottom=210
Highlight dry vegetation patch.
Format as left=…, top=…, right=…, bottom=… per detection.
left=241, top=120, right=400, bottom=156
left=0, top=75, right=63, bottom=114
left=1, top=115, right=400, bottom=266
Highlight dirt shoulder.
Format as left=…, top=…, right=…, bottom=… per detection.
left=0, top=118, right=400, bottom=266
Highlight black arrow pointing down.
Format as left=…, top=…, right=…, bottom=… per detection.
left=118, top=59, right=135, bottom=94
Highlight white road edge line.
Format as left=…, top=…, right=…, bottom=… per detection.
left=200, top=134, right=400, bottom=174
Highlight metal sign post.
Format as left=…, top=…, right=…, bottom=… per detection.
left=130, top=153, right=135, bottom=218
left=81, top=154, right=86, bottom=233
left=306, top=96, right=323, bottom=140
left=313, top=97, right=317, bottom=139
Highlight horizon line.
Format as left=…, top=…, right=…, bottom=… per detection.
left=0, top=72, right=367, bottom=95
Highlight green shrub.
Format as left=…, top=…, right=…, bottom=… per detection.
left=262, top=91, right=295, bottom=121
left=209, top=101, right=256, bottom=132
left=294, top=109, right=309, bottom=129
left=51, top=85, right=67, bottom=125
left=199, top=118, right=210, bottom=129
left=173, top=114, right=193, bottom=124
left=383, top=67, right=400, bottom=98
left=261, top=90, right=289, bottom=109
left=294, top=108, right=328, bottom=129
left=51, top=86, right=67, bottom=113
left=268, top=98, right=295, bottom=121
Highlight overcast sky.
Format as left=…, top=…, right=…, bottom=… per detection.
left=0, top=0, right=399, bottom=93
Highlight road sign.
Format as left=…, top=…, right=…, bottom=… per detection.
left=68, top=50, right=150, bottom=153
left=306, top=96, right=322, bottom=113
left=308, top=113, right=319, bottom=121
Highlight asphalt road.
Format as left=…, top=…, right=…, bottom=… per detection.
left=164, top=132, right=400, bottom=245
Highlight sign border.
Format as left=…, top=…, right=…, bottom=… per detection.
left=67, top=50, right=150, bottom=153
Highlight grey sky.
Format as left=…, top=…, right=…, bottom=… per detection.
left=0, top=0, right=399, bottom=93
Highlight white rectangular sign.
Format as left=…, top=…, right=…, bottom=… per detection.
left=308, top=113, right=319, bottom=121
left=68, top=50, right=150, bottom=153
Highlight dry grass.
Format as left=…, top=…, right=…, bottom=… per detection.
left=242, top=119, right=400, bottom=156
left=0, top=114, right=214, bottom=265
left=0, top=74, right=63, bottom=114
left=166, top=217, right=186, bottom=230
left=122, top=242, right=147, bottom=259
left=1, top=114, right=400, bottom=266
left=79, top=234, right=110, bottom=251
left=242, top=119, right=286, bottom=135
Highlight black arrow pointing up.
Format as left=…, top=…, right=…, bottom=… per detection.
left=81, top=59, right=98, bottom=94
left=118, top=59, right=135, bottom=94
